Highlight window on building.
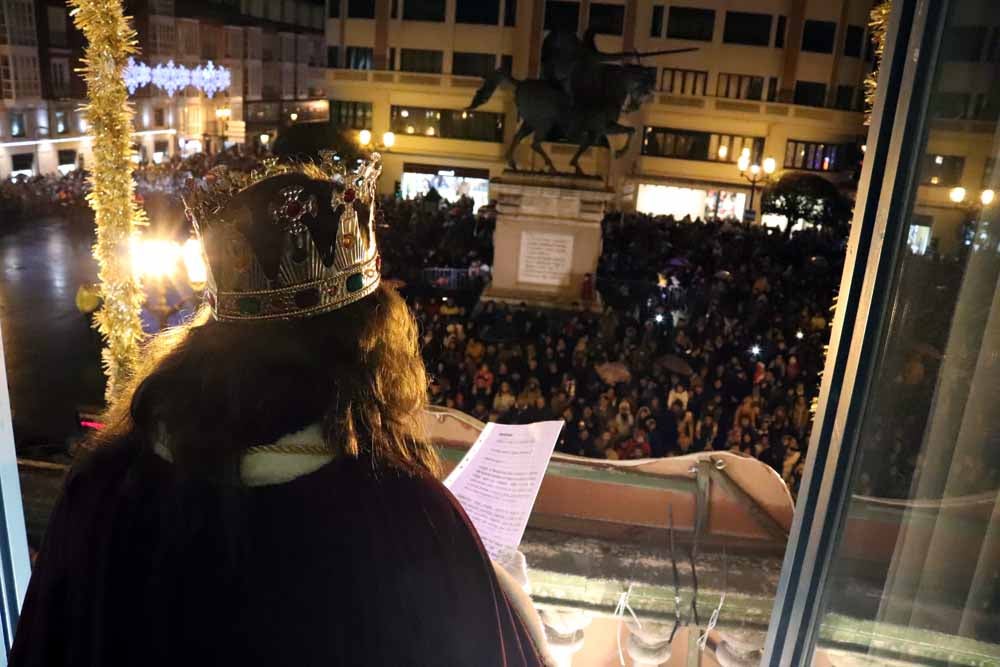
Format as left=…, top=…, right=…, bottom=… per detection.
left=651, top=5, right=664, bottom=38
left=49, top=59, right=70, bottom=97
left=500, top=54, right=512, bottom=73
left=983, top=157, right=996, bottom=187
left=711, top=134, right=764, bottom=163
left=178, top=22, right=199, bottom=56
left=47, top=6, right=67, bottom=48
left=9, top=111, right=26, bottom=137
left=723, top=11, right=771, bottom=46
left=544, top=1, right=579, bottom=32
left=767, top=77, right=778, bottom=101
left=399, top=49, right=443, bottom=74
left=390, top=105, right=504, bottom=142
left=504, top=0, right=517, bottom=26
left=347, top=0, right=375, bottom=19
left=150, top=20, right=177, bottom=56
left=1, top=0, right=37, bottom=46
left=844, top=24, right=863, bottom=57
left=716, top=73, right=764, bottom=100
left=11, top=153, right=34, bottom=174
left=919, top=154, right=965, bottom=186
left=775, top=14, right=786, bottom=48
left=642, top=126, right=763, bottom=163
left=667, top=7, right=714, bottom=42
left=928, top=92, right=971, bottom=119
left=154, top=108, right=166, bottom=126
left=346, top=46, right=373, bottom=69
left=0, top=56, right=11, bottom=98
left=52, top=110, right=67, bottom=134
left=327, top=47, right=340, bottom=68
left=986, top=27, right=1000, bottom=62
left=834, top=85, right=856, bottom=111
left=225, top=29, right=243, bottom=59
left=329, top=0, right=340, bottom=17
left=784, top=140, right=847, bottom=171
left=971, top=89, right=1000, bottom=121
left=12, top=55, right=40, bottom=97
left=660, top=67, right=707, bottom=96
left=403, top=0, right=445, bottom=22
left=941, top=26, right=987, bottom=61
left=330, top=100, right=373, bottom=130
left=802, top=20, right=836, bottom=53
left=794, top=81, right=827, bottom=107
left=57, top=149, right=76, bottom=167
left=452, top=52, right=496, bottom=78
left=588, top=4, right=624, bottom=36
left=456, top=0, right=499, bottom=24
left=388, top=47, right=396, bottom=69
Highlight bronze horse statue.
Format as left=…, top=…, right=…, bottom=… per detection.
left=466, top=29, right=694, bottom=175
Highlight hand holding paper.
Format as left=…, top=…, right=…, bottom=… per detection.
left=444, top=421, right=564, bottom=563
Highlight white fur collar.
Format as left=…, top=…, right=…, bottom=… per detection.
left=153, top=423, right=334, bottom=487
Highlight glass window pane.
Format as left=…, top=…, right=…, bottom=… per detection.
left=813, top=0, right=1000, bottom=663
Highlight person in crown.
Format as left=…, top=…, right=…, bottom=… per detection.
left=10, top=155, right=550, bottom=666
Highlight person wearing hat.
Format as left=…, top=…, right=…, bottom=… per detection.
left=11, top=156, right=548, bottom=666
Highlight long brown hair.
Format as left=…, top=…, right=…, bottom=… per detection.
left=90, top=283, right=439, bottom=483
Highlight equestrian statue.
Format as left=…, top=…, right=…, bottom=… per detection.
left=466, top=28, right=695, bottom=175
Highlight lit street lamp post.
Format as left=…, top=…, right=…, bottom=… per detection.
left=357, top=129, right=396, bottom=153
left=949, top=186, right=995, bottom=251
left=735, top=148, right=776, bottom=223
left=131, top=236, right=208, bottom=331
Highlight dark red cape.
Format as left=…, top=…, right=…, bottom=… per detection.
left=10, top=442, right=544, bottom=666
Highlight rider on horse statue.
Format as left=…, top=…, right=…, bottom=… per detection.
left=467, top=28, right=693, bottom=175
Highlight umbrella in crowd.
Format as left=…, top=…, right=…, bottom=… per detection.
left=657, top=354, right=693, bottom=376
left=595, top=361, right=632, bottom=386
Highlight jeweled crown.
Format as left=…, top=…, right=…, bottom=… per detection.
left=184, top=153, right=382, bottom=321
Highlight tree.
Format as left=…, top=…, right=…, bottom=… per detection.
left=761, top=172, right=853, bottom=239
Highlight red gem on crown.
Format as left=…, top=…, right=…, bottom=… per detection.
left=343, top=188, right=356, bottom=203
left=285, top=200, right=302, bottom=217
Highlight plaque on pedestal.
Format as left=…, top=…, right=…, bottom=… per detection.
left=482, top=172, right=612, bottom=311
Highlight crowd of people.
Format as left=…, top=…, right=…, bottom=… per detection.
left=414, top=213, right=845, bottom=495
left=6, top=148, right=849, bottom=496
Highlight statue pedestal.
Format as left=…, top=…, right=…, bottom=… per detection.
left=483, top=172, right=611, bottom=311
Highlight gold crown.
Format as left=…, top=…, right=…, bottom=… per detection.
left=183, top=153, right=383, bottom=321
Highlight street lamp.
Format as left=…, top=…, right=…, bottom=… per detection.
left=980, top=189, right=995, bottom=206
left=131, top=235, right=208, bottom=330
left=949, top=186, right=967, bottom=204
left=214, top=107, right=231, bottom=147
left=737, top=153, right=777, bottom=221
left=357, top=128, right=396, bottom=151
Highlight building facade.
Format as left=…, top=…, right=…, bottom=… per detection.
left=323, top=0, right=873, bottom=222
left=0, top=0, right=327, bottom=179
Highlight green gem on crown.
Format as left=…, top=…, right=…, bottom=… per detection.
left=237, top=296, right=262, bottom=315
left=346, top=273, right=364, bottom=293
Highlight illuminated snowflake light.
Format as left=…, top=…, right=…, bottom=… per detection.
left=124, top=58, right=231, bottom=98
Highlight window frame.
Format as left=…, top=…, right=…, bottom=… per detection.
left=666, top=6, right=715, bottom=42
left=762, top=1, right=955, bottom=662
left=722, top=11, right=772, bottom=47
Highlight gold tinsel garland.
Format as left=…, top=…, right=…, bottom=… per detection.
left=70, top=0, right=147, bottom=403
left=864, top=1, right=892, bottom=125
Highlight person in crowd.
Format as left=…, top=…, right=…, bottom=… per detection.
left=617, top=427, right=651, bottom=460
